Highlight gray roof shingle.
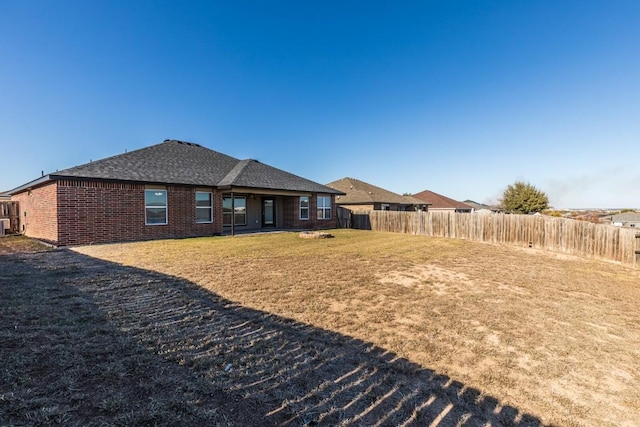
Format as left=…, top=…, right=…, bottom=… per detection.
left=612, top=212, right=640, bottom=222
left=220, top=159, right=341, bottom=193
left=52, top=140, right=239, bottom=186
left=11, top=140, right=342, bottom=195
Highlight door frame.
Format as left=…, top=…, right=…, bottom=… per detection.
left=261, top=197, right=276, bottom=227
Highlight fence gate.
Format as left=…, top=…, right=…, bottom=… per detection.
left=336, top=207, right=372, bottom=230
left=336, top=207, right=352, bottom=228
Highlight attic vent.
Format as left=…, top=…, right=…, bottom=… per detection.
left=172, top=140, right=201, bottom=147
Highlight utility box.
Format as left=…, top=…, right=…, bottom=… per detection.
left=0, top=218, right=8, bottom=235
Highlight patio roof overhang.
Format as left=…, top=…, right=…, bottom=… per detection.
left=218, top=186, right=315, bottom=197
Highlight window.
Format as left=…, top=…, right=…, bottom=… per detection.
left=223, top=196, right=247, bottom=226
left=195, top=192, right=213, bottom=223
left=317, top=196, right=331, bottom=220
left=300, top=196, right=310, bottom=220
left=145, top=189, right=167, bottom=225
left=381, top=204, right=390, bottom=211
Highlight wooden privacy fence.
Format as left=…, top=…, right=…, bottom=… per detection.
left=0, top=201, right=20, bottom=234
left=344, top=210, right=639, bottom=266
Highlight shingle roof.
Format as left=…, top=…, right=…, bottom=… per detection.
left=413, top=189, right=472, bottom=210
left=326, top=177, right=426, bottom=205
left=220, top=159, right=342, bottom=193
left=52, top=140, right=239, bottom=186
left=11, top=140, right=341, bottom=195
left=463, top=200, right=501, bottom=211
left=612, top=212, right=640, bottom=222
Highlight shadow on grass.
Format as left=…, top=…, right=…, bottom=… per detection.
left=0, top=250, right=547, bottom=426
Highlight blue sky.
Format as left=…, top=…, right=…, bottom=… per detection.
left=1, top=1, right=639, bottom=208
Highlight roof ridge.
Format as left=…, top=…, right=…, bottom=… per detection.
left=218, top=159, right=253, bottom=187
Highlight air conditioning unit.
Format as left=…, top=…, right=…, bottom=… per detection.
left=0, top=219, right=10, bottom=236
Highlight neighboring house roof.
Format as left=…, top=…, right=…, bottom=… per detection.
left=413, top=190, right=473, bottom=210
left=8, top=140, right=342, bottom=195
left=464, top=200, right=502, bottom=212
left=611, top=212, right=640, bottom=223
left=463, top=200, right=490, bottom=210
left=326, top=177, right=426, bottom=206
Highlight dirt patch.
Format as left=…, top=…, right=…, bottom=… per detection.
left=0, top=235, right=52, bottom=254
left=299, top=231, right=334, bottom=239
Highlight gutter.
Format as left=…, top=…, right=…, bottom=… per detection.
left=6, top=175, right=53, bottom=195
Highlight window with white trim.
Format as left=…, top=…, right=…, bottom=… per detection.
left=145, top=189, right=167, bottom=225
left=317, top=196, right=331, bottom=220
left=299, top=196, right=310, bottom=220
left=195, top=191, right=213, bottom=223
left=223, top=196, right=247, bottom=226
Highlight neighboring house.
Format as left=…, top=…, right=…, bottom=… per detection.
left=8, top=140, right=343, bottom=246
left=463, top=200, right=503, bottom=214
left=0, top=192, right=10, bottom=201
left=611, top=212, right=640, bottom=228
left=326, top=177, right=428, bottom=212
left=413, top=190, right=473, bottom=213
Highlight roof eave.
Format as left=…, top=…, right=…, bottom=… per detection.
left=6, top=175, right=55, bottom=195
left=221, top=185, right=344, bottom=196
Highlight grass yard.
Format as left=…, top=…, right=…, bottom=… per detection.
left=2, top=230, right=640, bottom=425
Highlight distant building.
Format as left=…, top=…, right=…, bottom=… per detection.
left=611, top=212, right=640, bottom=228
left=463, top=200, right=503, bottom=213
left=326, top=177, right=428, bottom=212
left=413, top=190, right=473, bottom=213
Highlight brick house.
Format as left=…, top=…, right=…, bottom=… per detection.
left=8, top=140, right=343, bottom=246
left=326, top=177, right=428, bottom=212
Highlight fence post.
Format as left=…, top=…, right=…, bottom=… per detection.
left=636, top=233, right=640, bottom=267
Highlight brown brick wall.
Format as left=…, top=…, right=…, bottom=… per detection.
left=11, top=182, right=59, bottom=243
left=13, top=179, right=337, bottom=245
left=56, top=180, right=222, bottom=246
left=281, top=194, right=338, bottom=230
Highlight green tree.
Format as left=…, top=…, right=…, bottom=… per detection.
left=500, top=181, right=549, bottom=214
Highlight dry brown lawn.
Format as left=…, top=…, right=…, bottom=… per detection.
left=2, top=231, right=640, bottom=425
